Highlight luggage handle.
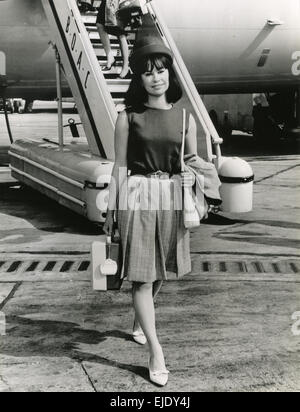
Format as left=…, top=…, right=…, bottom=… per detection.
left=106, top=236, right=112, bottom=259
left=180, top=108, right=186, bottom=173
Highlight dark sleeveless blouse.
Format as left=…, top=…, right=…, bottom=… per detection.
left=126, top=105, right=188, bottom=176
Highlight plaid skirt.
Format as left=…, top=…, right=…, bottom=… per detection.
left=117, top=175, right=191, bottom=283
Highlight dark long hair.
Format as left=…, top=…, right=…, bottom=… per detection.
left=125, top=55, right=183, bottom=109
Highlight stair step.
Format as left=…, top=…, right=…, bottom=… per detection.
left=89, top=31, right=111, bottom=40
left=101, top=68, right=122, bottom=76
left=81, top=14, right=97, bottom=24
left=88, top=28, right=134, bottom=40
left=86, top=23, right=136, bottom=40
left=107, top=80, right=130, bottom=94
left=91, top=37, right=135, bottom=45
left=92, top=40, right=121, bottom=49
left=110, top=91, right=127, bottom=99
left=93, top=43, right=122, bottom=51
left=89, top=33, right=134, bottom=47
left=79, top=4, right=132, bottom=125
left=85, top=24, right=99, bottom=33
left=78, top=0, right=101, bottom=14
left=103, top=72, right=127, bottom=79
left=113, top=97, right=125, bottom=105
left=81, top=9, right=98, bottom=16
left=107, top=77, right=132, bottom=84
left=91, top=38, right=119, bottom=46
left=97, top=54, right=123, bottom=62
left=95, top=48, right=122, bottom=59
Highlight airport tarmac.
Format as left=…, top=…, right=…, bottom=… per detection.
left=0, top=107, right=299, bottom=392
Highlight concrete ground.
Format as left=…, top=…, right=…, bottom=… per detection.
left=0, top=107, right=299, bottom=392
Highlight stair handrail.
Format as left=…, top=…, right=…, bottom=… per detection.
left=146, top=0, right=223, bottom=162
left=41, top=0, right=118, bottom=159
left=69, top=0, right=117, bottom=122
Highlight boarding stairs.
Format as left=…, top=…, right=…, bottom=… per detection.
left=9, top=0, right=222, bottom=223
left=81, top=2, right=134, bottom=111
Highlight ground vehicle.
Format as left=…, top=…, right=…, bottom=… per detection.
left=0, top=98, right=13, bottom=113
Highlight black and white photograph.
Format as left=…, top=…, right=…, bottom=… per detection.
left=0, top=0, right=299, bottom=395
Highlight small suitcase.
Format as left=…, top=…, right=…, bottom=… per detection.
left=91, top=234, right=123, bottom=291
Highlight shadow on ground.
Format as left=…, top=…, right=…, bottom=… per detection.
left=0, top=184, right=102, bottom=237
left=1, top=315, right=149, bottom=382
left=221, top=134, right=300, bottom=157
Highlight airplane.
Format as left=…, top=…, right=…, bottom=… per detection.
left=0, top=0, right=299, bottom=223
left=0, top=0, right=300, bottom=122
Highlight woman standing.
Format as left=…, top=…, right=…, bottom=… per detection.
left=103, top=36, right=198, bottom=387
left=96, top=0, right=130, bottom=79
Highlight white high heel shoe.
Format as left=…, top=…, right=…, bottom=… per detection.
left=148, top=358, right=170, bottom=387
left=132, top=330, right=147, bottom=345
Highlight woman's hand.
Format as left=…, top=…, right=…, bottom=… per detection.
left=203, top=204, right=221, bottom=220
left=181, top=172, right=195, bottom=188
left=103, top=210, right=114, bottom=236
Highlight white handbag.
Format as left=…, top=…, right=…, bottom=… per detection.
left=180, top=109, right=201, bottom=229
left=91, top=234, right=123, bottom=291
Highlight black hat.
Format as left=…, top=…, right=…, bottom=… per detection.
left=130, top=36, right=173, bottom=73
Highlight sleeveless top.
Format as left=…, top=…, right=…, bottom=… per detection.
left=126, top=104, right=189, bottom=176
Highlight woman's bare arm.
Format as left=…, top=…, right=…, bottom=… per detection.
left=107, top=110, right=129, bottom=211
left=185, top=113, right=198, bottom=156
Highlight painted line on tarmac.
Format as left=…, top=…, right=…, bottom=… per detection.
left=0, top=282, right=21, bottom=311
left=255, top=164, right=300, bottom=184
left=0, top=257, right=91, bottom=275
left=1, top=251, right=299, bottom=258
left=0, top=251, right=90, bottom=255
left=190, top=251, right=300, bottom=258
left=0, top=255, right=299, bottom=277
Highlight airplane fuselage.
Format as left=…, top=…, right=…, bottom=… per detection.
left=160, top=0, right=300, bottom=93
left=0, top=0, right=300, bottom=99
left=0, top=0, right=65, bottom=99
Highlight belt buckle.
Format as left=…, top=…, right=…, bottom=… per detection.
left=157, top=171, right=168, bottom=180
left=148, top=171, right=160, bottom=179
left=147, top=171, right=170, bottom=180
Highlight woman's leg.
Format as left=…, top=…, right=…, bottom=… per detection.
left=96, top=23, right=115, bottom=67
left=133, top=280, right=163, bottom=332
left=118, top=34, right=129, bottom=78
left=153, top=280, right=163, bottom=301
left=132, top=282, right=166, bottom=371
